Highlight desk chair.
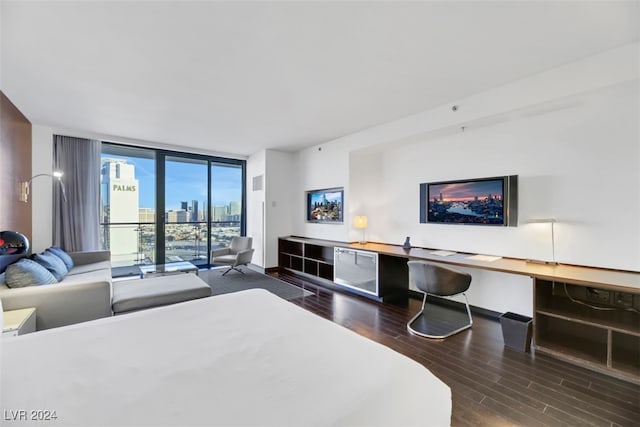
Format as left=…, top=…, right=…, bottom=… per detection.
left=211, top=236, right=254, bottom=276
left=407, top=261, right=473, bottom=339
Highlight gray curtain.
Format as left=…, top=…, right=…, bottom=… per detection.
left=53, top=135, right=101, bottom=252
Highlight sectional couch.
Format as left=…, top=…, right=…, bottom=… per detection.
left=0, top=251, right=112, bottom=330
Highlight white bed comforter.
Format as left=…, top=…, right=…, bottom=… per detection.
left=1, top=289, right=450, bottom=426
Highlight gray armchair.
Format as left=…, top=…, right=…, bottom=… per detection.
left=211, top=236, right=254, bottom=275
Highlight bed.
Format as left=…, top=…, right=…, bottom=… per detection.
left=1, top=289, right=451, bottom=426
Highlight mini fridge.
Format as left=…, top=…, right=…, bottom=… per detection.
left=333, top=247, right=378, bottom=296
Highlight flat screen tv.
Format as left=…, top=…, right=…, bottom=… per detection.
left=306, top=187, right=344, bottom=224
left=420, top=175, right=518, bottom=226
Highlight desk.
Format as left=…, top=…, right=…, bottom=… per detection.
left=278, top=236, right=640, bottom=384
left=350, top=242, right=640, bottom=292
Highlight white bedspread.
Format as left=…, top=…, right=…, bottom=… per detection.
left=1, top=289, right=451, bottom=426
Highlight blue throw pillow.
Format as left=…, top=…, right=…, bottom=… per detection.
left=33, top=251, right=68, bottom=281
left=47, top=247, right=74, bottom=270
left=5, top=258, right=58, bottom=288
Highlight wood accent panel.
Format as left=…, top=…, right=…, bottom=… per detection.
left=0, top=91, right=32, bottom=241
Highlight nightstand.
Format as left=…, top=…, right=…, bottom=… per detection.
left=2, top=308, right=36, bottom=337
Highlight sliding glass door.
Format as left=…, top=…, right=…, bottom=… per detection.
left=100, top=145, right=157, bottom=268
left=100, top=143, right=245, bottom=275
left=211, top=162, right=243, bottom=251
left=164, top=156, right=209, bottom=265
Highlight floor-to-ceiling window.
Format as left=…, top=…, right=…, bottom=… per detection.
left=211, top=162, right=243, bottom=250
left=164, top=156, right=209, bottom=266
left=101, top=145, right=157, bottom=268
left=100, top=143, right=245, bottom=275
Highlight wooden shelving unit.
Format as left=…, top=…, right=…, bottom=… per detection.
left=278, top=237, right=408, bottom=303
left=278, top=235, right=640, bottom=383
left=534, top=279, right=640, bottom=384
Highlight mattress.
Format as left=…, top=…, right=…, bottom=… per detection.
left=1, top=289, right=451, bottom=426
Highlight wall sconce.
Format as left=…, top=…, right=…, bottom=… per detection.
left=526, top=218, right=557, bottom=265
left=0, top=231, right=30, bottom=255
left=353, top=215, right=368, bottom=245
left=19, top=171, right=67, bottom=203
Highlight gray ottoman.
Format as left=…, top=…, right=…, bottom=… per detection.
left=112, top=273, right=212, bottom=314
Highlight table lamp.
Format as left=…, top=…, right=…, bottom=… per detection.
left=354, top=216, right=368, bottom=245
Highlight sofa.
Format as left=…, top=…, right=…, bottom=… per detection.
left=0, top=251, right=112, bottom=331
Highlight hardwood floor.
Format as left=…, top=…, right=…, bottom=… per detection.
left=273, top=271, right=640, bottom=427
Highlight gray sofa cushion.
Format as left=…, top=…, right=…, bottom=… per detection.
left=67, top=261, right=112, bottom=276
left=5, top=259, right=58, bottom=288
left=112, top=274, right=211, bottom=314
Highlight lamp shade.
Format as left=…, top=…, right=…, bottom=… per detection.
left=0, top=231, right=30, bottom=255
left=353, top=216, right=368, bottom=229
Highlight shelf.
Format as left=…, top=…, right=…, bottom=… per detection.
left=278, top=237, right=409, bottom=304
left=536, top=280, right=640, bottom=335
left=535, top=313, right=608, bottom=365
left=611, top=332, right=640, bottom=377
left=304, top=244, right=334, bottom=264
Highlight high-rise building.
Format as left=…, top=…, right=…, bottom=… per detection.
left=101, top=158, right=140, bottom=265
left=229, top=201, right=241, bottom=216
left=213, top=205, right=228, bottom=222
left=192, top=200, right=199, bottom=222
left=181, top=201, right=188, bottom=211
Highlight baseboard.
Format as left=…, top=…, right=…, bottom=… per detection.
left=408, top=290, right=502, bottom=320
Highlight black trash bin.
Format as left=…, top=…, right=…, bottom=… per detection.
left=500, top=312, right=533, bottom=352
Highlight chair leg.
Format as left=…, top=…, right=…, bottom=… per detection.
left=407, top=292, right=473, bottom=339
left=221, top=265, right=246, bottom=276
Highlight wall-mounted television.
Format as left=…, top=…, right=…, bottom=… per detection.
left=420, top=176, right=518, bottom=226
left=306, top=187, right=344, bottom=224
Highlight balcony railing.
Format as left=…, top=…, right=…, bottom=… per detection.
left=100, top=221, right=240, bottom=268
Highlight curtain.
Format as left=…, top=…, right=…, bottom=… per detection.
left=53, top=135, right=101, bottom=252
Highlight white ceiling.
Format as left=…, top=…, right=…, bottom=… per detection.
left=1, top=1, right=638, bottom=157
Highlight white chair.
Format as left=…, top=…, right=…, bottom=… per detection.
left=211, top=236, right=254, bottom=276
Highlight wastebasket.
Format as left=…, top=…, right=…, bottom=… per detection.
left=500, top=312, right=533, bottom=352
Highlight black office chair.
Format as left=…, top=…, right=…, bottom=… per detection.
left=407, top=261, right=473, bottom=339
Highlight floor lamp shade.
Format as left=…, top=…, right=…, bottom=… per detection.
left=0, top=231, right=30, bottom=255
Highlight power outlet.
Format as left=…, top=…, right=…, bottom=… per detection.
left=614, top=292, right=633, bottom=308
left=585, top=287, right=611, bottom=304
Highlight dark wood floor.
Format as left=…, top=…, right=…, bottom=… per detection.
left=273, top=271, right=640, bottom=427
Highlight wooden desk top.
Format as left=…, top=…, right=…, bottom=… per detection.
left=280, top=237, right=640, bottom=292
left=347, top=242, right=640, bottom=292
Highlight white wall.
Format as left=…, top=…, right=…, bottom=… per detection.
left=356, top=80, right=639, bottom=270
left=287, top=42, right=639, bottom=316
left=246, top=149, right=295, bottom=269
left=264, top=150, right=295, bottom=268
left=246, top=150, right=266, bottom=268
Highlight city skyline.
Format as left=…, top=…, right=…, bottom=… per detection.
left=430, top=180, right=503, bottom=202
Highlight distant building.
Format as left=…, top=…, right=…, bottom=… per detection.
left=139, top=208, right=155, bottom=223
left=192, top=200, right=199, bottom=222
left=213, top=205, right=228, bottom=222
left=167, top=210, right=189, bottom=223
left=101, top=158, right=139, bottom=265
left=229, top=201, right=241, bottom=217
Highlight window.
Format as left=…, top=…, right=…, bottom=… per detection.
left=100, top=143, right=245, bottom=275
